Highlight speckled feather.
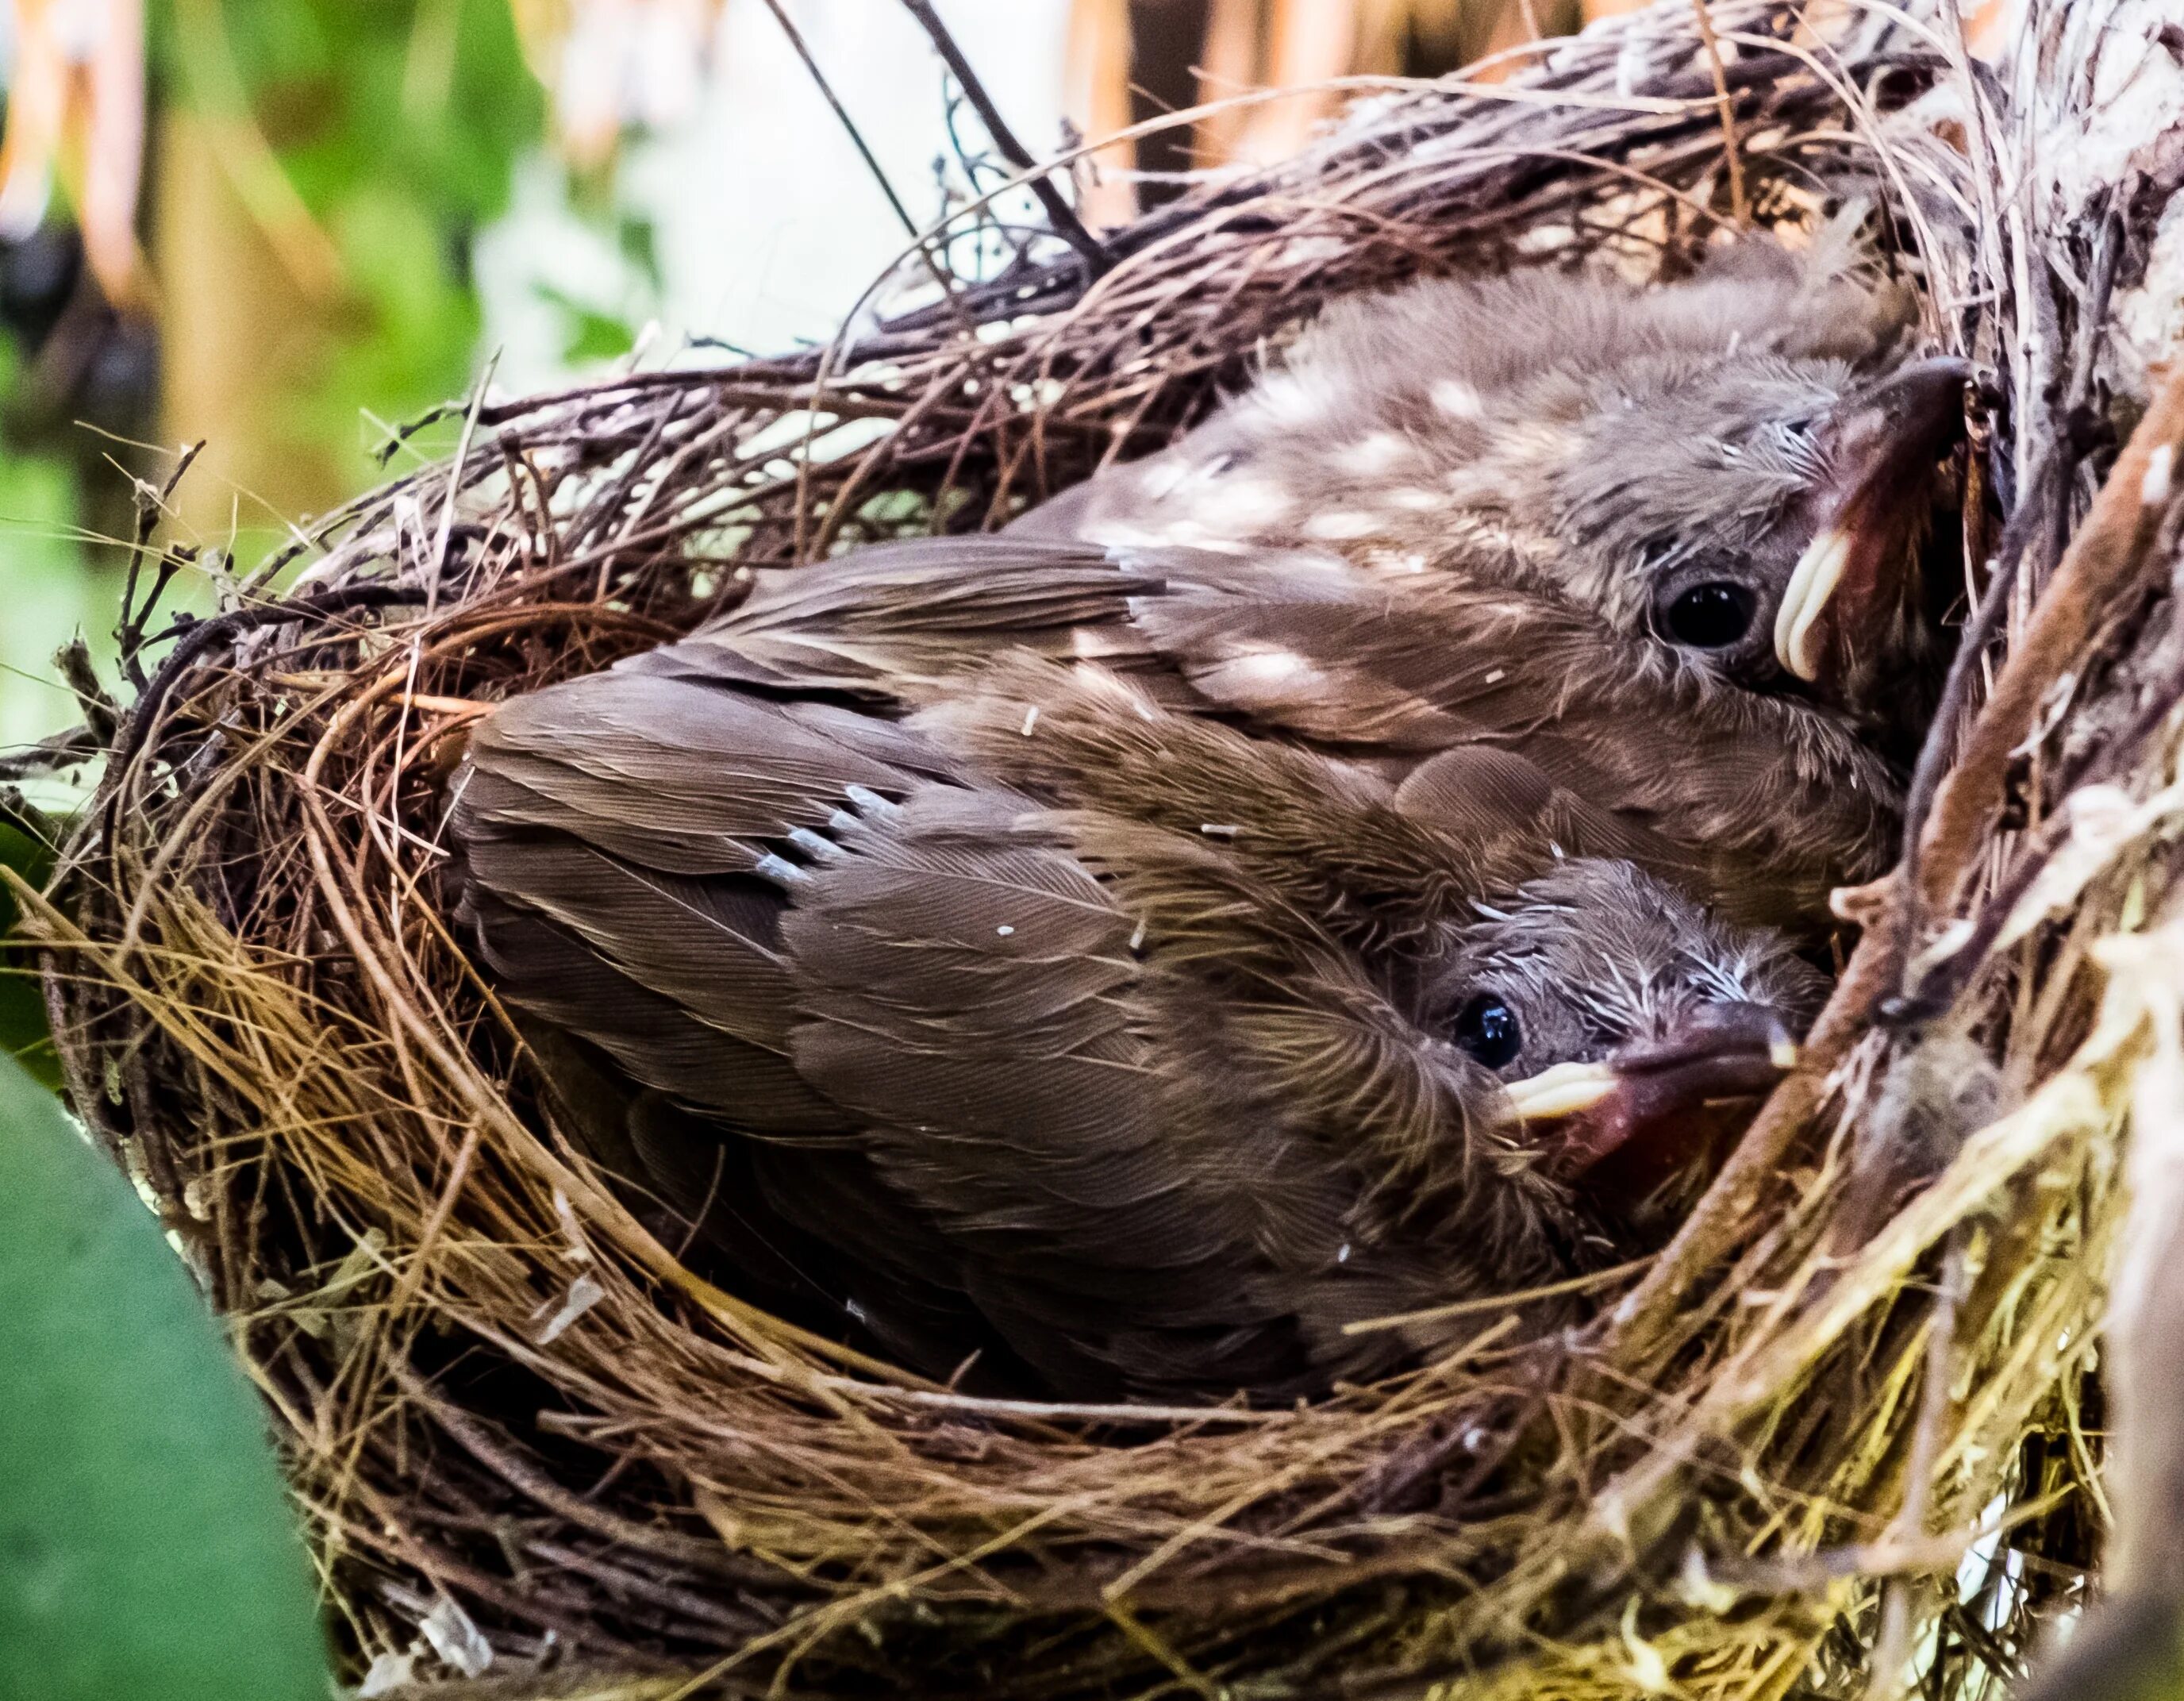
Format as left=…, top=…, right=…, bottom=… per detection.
left=452, top=654, right=1820, bottom=1399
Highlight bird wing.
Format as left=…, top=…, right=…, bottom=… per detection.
left=679, top=533, right=1697, bottom=871
left=1129, top=572, right=1901, bottom=929
left=452, top=663, right=1356, bottom=1395
left=632, top=536, right=1165, bottom=696
left=661, top=532, right=1880, bottom=922
left=453, top=672, right=1017, bottom=1368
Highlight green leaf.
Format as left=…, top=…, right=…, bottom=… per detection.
left=535, top=282, right=637, bottom=367
left=0, top=1056, right=329, bottom=1700
left=0, top=813, right=61, bottom=1089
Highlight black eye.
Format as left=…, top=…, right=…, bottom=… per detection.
left=1453, top=994, right=1523, bottom=1070
left=1665, top=581, right=1757, bottom=649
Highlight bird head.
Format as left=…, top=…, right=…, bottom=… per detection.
left=1415, top=859, right=1826, bottom=1225
left=1536, top=351, right=1971, bottom=748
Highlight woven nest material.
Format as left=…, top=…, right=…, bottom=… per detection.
left=23, top=2, right=2184, bottom=1695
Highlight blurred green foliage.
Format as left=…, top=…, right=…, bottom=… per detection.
left=156, top=0, right=546, bottom=477
left=0, top=448, right=107, bottom=757
left=0, top=2, right=589, bottom=1069
left=0, top=811, right=60, bottom=1090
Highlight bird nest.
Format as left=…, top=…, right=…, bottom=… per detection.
left=21, top=2, right=2184, bottom=1694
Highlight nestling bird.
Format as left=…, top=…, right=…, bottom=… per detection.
left=693, top=531, right=1883, bottom=935
left=452, top=650, right=1821, bottom=1401
left=1005, top=236, right=1972, bottom=920
left=445, top=237, right=1948, bottom=1399
left=1028, top=236, right=1962, bottom=717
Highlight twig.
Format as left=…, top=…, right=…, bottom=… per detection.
left=1899, top=629, right=2184, bottom=1018
left=898, top=0, right=1113, bottom=279
left=759, top=0, right=922, bottom=243
left=0, top=726, right=102, bottom=783
left=423, top=355, right=497, bottom=619
left=1863, top=1233, right=1969, bottom=1701
left=52, top=638, right=118, bottom=746
left=114, top=441, right=206, bottom=691
left=1886, top=193, right=2128, bottom=1020
left=1913, top=368, right=2184, bottom=915
left=1884, top=438, right=2051, bottom=1018
left=113, top=583, right=433, bottom=783
left=1689, top=2, right=1748, bottom=225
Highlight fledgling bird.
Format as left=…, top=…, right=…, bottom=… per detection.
left=680, top=244, right=1967, bottom=937
left=1002, top=237, right=1971, bottom=917
left=451, top=649, right=1822, bottom=1401
left=1032, top=237, right=1965, bottom=745
left=694, top=531, right=1890, bottom=935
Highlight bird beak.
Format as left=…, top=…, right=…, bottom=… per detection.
left=1497, top=1003, right=1800, bottom=1187
left=1774, top=356, right=1971, bottom=685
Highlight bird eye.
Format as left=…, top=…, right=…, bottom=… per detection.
left=1453, top=994, right=1523, bottom=1070
left=1664, top=581, right=1757, bottom=649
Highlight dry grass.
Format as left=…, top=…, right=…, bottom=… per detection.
left=16, top=1, right=2184, bottom=1693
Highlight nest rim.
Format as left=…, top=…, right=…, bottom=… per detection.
left=21, top=3, right=2172, bottom=1694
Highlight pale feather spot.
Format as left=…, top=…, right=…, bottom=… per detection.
left=1432, top=379, right=1485, bottom=418
left=1504, top=421, right=1583, bottom=464
left=1363, top=552, right=1432, bottom=580
left=1191, top=476, right=1296, bottom=532
left=1226, top=648, right=1309, bottom=682
left=2144, top=444, right=2174, bottom=507
left=1337, top=432, right=1409, bottom=475
left=1139, top=459, right=1190, bottom=500
left=1251, top=374, right=1325, bottom=426
left=1304, top=510, right=1383, bottom=541
left=1085, top=516, right=1251, bottom=555
left=1386, top=487, right=1442, bottom=511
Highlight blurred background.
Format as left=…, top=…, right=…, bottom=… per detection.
left=0, top=0, right=2018, bottom=760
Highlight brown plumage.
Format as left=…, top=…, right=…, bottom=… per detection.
left=694, top=529, right=1890, bottom=934
left=445, top=241, right=1956, bottom=1399
left=451, top=650, right=1821, bottom=1401
left=1006, top=237, right=1970, bottom=921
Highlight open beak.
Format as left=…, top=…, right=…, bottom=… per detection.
left=1497, top=1003, right=1800, bottom=1193
left=1774, top=356, right=1971, bottom=686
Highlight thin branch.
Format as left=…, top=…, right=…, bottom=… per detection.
left=1911, top=368, right=2184, bottom=919
left=1690, top=1, right=1748, bottom=225
left=52, top=638, right=118, bottom=745
left=759, top=0, right=922, bottom=241
left=0, top=725, right=102, bottom=783
left=1883, top=436, right=2049, bottom=1019
left=114, top=440, right=206, bottom=690
left=898, top=0, right=1114, bottom=279
left=113, top=583, right=433, bottom=783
